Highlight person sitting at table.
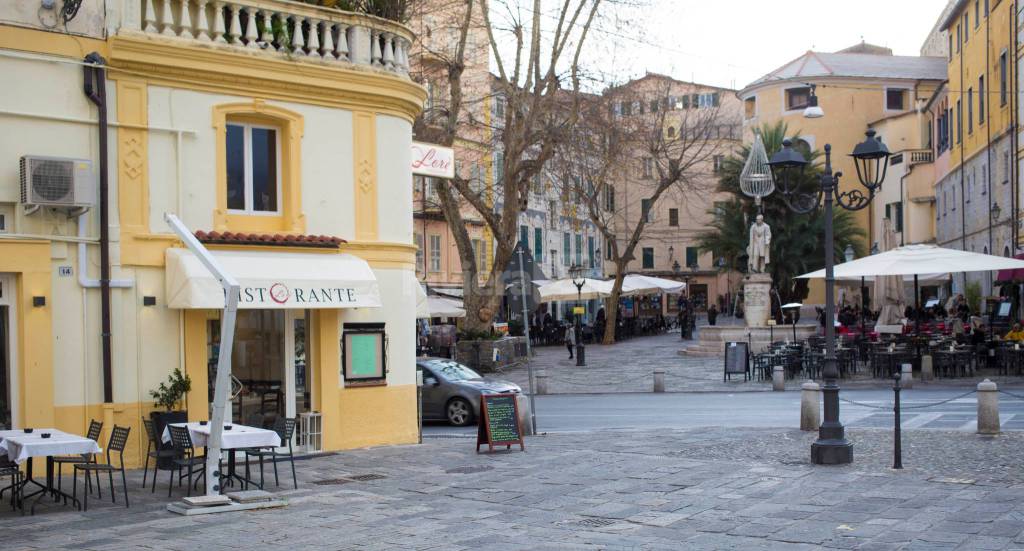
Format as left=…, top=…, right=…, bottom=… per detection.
left=1004, top=323, right=1024, bottom=341
left=971, top=324, right=988, bottom=346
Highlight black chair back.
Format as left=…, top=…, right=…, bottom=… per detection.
left=274, top=417, right=296, bottom=443
left=142, top=418, right=157, bottom=445
left=106, top=425, right=131, bottom=465
left=86, top=419, right=103, bottom=442
left=167, top=425, right=194, bottom=455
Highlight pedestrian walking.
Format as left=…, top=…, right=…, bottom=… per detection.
left=565, top=323, right=576, bottom=359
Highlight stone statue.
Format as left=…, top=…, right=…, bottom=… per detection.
left=747, top=214, right=771, bottom=273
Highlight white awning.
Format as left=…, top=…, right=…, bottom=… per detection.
left=166, top=248, right=381, bottom=309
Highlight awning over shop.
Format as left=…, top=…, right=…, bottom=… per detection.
left=165, top=248, right=381, bottom=309
left=995, top=254, right=1024, bottom=284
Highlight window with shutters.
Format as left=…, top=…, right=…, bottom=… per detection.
left=685, top=247, right=698, bottom=268
left=669, top=208, right=679, bottom=227
left=642, top=247, right=654, bottom=269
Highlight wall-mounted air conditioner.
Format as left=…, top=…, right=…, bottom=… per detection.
left=19, top=156, right=96, bottom=210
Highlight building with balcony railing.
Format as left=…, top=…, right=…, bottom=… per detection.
left=0, top=0, right=425, bottom=462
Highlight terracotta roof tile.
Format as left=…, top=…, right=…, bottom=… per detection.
left=194, top=230, right=345, bottom=248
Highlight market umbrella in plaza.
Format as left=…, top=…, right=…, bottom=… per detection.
left=537, top=278, right=614, bottom=302
left=415, top=282, right=466, bottom=318
left=619, top=274, right=686, bottom=296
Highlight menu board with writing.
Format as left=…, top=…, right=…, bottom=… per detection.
left=476, top=393, right=525, bottom=453
left=724, top=341, right=749, bottom=381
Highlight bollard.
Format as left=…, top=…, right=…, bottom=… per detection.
left=900, top=363, right=913, bottom=389
left=920, top=355, right=934, bottom=381
left=535, top=373, right=549, bottom=396
left=800, top=380, right=820, bottom=431
left=653, top=369, right=666, bottom=393
left=977, top=379, right=1000, bottom=435
left=772, top=366, right=785, bottom=391
left=892, top=372, right=903, bottom=469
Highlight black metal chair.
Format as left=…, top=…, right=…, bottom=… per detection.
left=72, top=425, right=131, bottom=511
left=245, top=417, right=297, bottom=489
left=167, top=425, right=206, bottom=497
left=54, top=419, right=103, bottom=500
left=0, top=458, right=23, bottom=513
left=141, top=418, right=180, bottom=492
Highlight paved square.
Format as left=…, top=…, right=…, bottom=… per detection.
left=4, top=427, right=1024, bottom=550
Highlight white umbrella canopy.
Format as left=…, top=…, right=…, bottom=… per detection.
left=537, top=278, right=613, bottom=302
left=425, top=296, right=466, bottom=318
left=797, top=244, right=1024, bottom=279
left=619, top=274, right=686, bottom=295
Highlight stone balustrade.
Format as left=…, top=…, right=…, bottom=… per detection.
left=130, top=0, right=412, bottom=76
left=909, top=150, right=933, bottom=164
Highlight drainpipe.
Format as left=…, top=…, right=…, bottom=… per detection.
left=76, top=214, right=133, bottom=289
left=83, top=52, right=114, bottom=404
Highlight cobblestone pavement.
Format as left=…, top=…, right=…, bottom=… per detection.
left=500, top=332, right=1024, bottom=394
left=4, top=427, right=1024, bottom=550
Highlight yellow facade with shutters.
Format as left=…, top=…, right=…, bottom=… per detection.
left=0, top=1, right=425, bottom=468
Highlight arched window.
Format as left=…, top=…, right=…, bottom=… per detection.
left=667, top=126, right=676, bottom=138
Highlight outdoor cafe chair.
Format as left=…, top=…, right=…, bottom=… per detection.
left=72, top=425, right=131, bottom=511
left=244, top=417, right=298, bottom=490
left=167, top=424, right=206, bottom=497
left=141, top=418, right=180, bottom=493
left=54, top=419, right=103, bottom=501
left=0, top=458, right=23, bottom=513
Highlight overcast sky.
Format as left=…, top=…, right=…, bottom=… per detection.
left=588, top=0, right=948, bottom=90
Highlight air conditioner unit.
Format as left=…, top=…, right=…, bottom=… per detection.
left=19, top=156, right=96, bottom=209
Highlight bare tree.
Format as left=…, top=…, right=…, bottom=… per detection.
left=409, top=0, right=603, bottom=333
left=555, top=77, right=740, bottom=343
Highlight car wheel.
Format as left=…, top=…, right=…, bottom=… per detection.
left=446, top=398, right=473, bottom=426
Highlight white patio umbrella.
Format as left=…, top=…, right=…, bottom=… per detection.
left=797, top=244, right=1024, bottom=279
left=416, top=282, right=466, bottom=318
left=537, top=278, right=613, bottom=302
left=619, top=274, right=686, bottom=295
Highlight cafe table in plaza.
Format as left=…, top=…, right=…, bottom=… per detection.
left=0, top=428, right=101, bottom=513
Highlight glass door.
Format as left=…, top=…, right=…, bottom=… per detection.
left=0, top=274, right=15, bottom=429
left=208, top=310, right=286, bottom=427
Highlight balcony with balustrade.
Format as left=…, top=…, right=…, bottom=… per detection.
left=122, top=0, right=412, bottom=78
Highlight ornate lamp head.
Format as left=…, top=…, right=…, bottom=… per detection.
left=767, top=138, right=809, bottom=195
left=850, top=129, right=890, bottom=190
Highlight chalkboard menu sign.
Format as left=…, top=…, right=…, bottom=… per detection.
left=723, top=341, right=749, bottom=382
left=476, top=393, right=525, bottom=453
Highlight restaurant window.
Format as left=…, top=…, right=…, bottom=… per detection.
left=642, top=247, right=654, bottom=269
left=226, top=122, right=280, bottom=214
left=534, top=228, right=543, bottom=262
left=429, top=234, right=441, bottom=272
left=685, top=246, right=698, bottom=268
left=669, top=208, right=679, bottom=227
left=785, top=87, right=811, bottom=111
left=562, top=232, right=571, bottom=266
left=885, top=89, right=907, bottom=111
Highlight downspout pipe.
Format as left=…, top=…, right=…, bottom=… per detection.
left=84, top=52, right=113, bottom=404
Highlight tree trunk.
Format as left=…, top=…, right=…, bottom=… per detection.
left=601, top=269, right=626, bottom=345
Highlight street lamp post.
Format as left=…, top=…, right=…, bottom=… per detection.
left=569, top=264, right=586, bottom=366
left=768, top=129, right=891, bottom=465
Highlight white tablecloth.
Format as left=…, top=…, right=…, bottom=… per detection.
left=0, top=429, right=102, bottom=464
left=161, top=422, right=281, bottom=450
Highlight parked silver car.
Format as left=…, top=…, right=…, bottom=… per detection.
left=416, top=358, right=522, bottom=426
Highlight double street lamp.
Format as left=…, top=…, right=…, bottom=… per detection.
left=569, top=264, right=586, bottom=366
left=768, top=128, right=891, bottom=465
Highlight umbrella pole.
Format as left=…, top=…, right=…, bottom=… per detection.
left=914, top=275, right=920, bottom=336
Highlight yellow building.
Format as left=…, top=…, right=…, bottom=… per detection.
left=1, top=0, right=424, bottom=467
left=936, top=0, right=1017, bottom=298
left=738, top=43, right=946, bottom=303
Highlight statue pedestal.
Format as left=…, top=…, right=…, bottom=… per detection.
left=743, top=273, right=772, bottom=328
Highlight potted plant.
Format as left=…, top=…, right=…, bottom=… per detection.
left=149, top=368, right=192, bottom=468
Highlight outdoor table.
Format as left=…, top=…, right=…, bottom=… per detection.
left=0, top=428, right=101, bottom=512
left=162, top=422, right=280, bottom=492
left=995, top=345, right=1024, bottom=375
left=872, top=349, right=913, bottom=378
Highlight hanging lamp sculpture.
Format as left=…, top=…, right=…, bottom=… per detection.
left=740, top=133, right=775, bottom=210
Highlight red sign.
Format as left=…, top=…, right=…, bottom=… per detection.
left=411, top=142, right=454, bottom=179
